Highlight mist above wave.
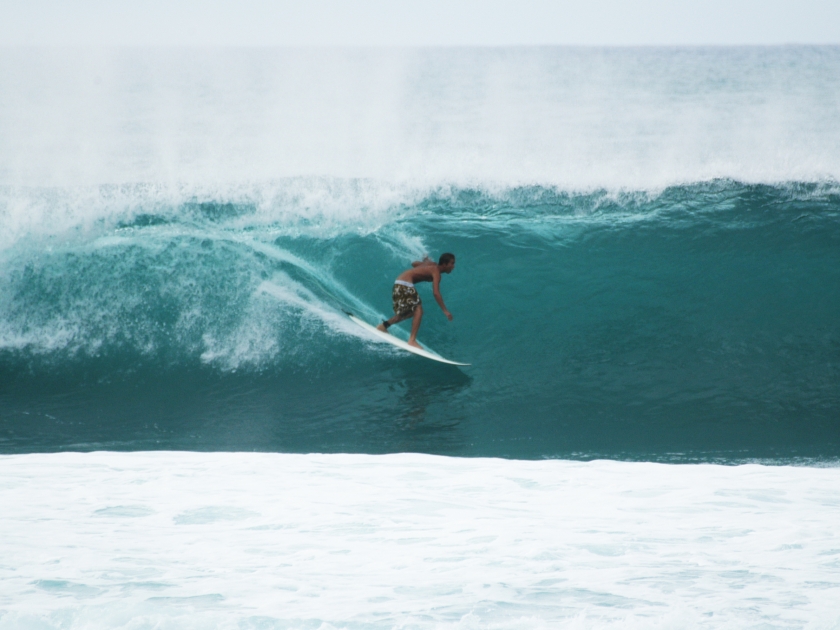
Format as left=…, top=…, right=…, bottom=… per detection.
left=1, top=47, right=838, bottom=189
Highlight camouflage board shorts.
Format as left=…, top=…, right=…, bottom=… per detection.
left=393, top=282, right=421, bottom=317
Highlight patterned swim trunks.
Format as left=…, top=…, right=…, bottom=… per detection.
left=392, top=283, right=421, bottom=317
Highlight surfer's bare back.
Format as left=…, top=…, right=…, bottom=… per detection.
left=376, top=253, right=456, bottom=348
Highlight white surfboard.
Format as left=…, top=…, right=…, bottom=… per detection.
left=346, top=313, right=470, bottom=366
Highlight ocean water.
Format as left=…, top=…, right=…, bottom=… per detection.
left=1, top=47, right=839, bottom=628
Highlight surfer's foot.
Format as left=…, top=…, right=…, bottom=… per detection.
left=407, top=339, right=421, bottom=349
left=376, top=322, right=391, bottom=334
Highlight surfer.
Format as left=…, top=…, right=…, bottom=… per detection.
left=376, top=253, right=456, bottom=348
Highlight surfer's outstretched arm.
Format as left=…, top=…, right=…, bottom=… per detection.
left=432, top=272, right=453, bottom=321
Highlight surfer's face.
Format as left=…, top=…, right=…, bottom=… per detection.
left=442, top=260, right=456, bottom=274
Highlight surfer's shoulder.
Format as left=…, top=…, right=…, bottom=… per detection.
left=411, top=257, right=435, bottom=268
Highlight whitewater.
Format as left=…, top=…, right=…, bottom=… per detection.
left=2, top=453, right=839, bottom=629
left=1, top=46, right=839, bottom=628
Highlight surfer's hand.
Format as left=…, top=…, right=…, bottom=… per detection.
left=445, top=311, right=453, bottom=321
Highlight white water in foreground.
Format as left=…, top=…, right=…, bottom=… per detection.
left=1, top=452, right=838, bottom=629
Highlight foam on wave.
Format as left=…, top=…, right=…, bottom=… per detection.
left=3, top=178, right=839, bottom=255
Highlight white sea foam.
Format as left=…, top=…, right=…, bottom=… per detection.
left=0, top=452, right=838, bottom=629
left=0, top=179, right=427, bottom=253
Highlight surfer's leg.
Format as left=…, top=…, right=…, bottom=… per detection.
left=407, top=304, right=423, bottom=347
left=377, top=312, right=410, bottom=333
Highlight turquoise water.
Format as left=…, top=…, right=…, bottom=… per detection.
left=2, top=181, right=838, bottom=460
left=2, top=46, right=840, bottom=630
left=1, top=47, right=839, bottom=461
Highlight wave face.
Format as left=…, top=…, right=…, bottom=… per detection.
left=1, top=180, right=838, bottom=460
left=1, top=47, right=838, bottom=460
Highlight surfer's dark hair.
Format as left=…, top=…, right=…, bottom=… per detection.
left=439, top=253, right=455, bottom=266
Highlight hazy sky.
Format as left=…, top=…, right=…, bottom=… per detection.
left=3, top=0, right=839, bottom=46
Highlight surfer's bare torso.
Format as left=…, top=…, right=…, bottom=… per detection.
left=397, top=260, right=442, bottom=286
